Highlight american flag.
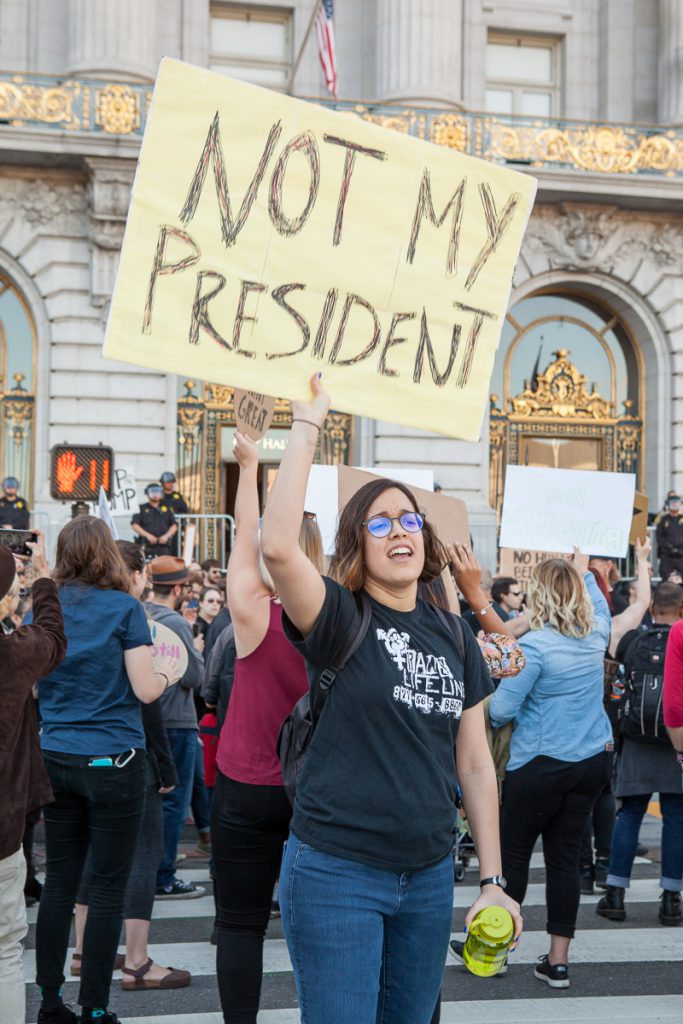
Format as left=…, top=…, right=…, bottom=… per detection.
left=315, top=0, right=338, bottom=98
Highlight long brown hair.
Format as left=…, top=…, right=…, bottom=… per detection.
left=329, top=479, right=447, bottom=592
left=54, top=516, right=131, bottom=592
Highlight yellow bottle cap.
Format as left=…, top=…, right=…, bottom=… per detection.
left=475, top=907, right=514, bottom=942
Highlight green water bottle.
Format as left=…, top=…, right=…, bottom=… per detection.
left=462, top=906, right=515, bottom=977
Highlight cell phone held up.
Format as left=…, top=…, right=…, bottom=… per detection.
left=0, top=529, right=38, bottom=557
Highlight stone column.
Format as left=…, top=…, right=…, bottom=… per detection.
left=376, top=0, right=463, bottom=107
left=67, top=0, right=157, bottom=80
left=659, top=0, right=683, bottom=124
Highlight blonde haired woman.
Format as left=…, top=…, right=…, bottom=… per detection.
left=490, top=549, right=613, bottom=990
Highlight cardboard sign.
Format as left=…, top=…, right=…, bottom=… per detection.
left=499, top=466, right=636, bottom=558
left=234, top=389, right=276, bottom=440
left=629, top=491, right=649, bottom=545
left=103, top=58, right=537, bottom=442
left=338, top=466, right=470, bottom=551
left=148, top=618, right=189, bottom=685
left=305, top=465, right=437, bottom=554
left=498, top=547, right=566, bottom=582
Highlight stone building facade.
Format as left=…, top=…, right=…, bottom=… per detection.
left=0, top=0, right=682, bottom=563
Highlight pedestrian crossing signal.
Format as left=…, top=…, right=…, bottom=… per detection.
left=49, top=444, right=115, bottom=501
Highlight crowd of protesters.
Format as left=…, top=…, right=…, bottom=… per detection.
left=1, top=389, right=683, bottom=1024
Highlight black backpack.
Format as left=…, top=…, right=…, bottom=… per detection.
left=277, top=593, right=465, bottom=805
left=619, top=624, right=671, bottom=745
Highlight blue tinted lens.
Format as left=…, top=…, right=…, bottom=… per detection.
left=400, top=512, right=424, bottom=532
left=366, top=516, right=392, bottom=537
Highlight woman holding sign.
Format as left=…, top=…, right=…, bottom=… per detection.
left=261, top=374, right=521, bottom=1024
left=211, top=430, right=324, bottom=1024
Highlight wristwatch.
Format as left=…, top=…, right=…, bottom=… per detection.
left=479, top=875, right=507, bottom=890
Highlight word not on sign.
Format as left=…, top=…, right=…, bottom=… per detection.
left=103, top=58, right=537, bottom=441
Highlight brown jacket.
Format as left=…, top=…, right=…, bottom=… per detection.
left=0, top=578, right=67, bottom=861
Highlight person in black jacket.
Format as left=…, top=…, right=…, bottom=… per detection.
left=70, top=542, right=191, bottom=990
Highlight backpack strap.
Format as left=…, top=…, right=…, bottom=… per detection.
left=432, top=604, right=466, bottom=663
left=311, top=591, right=372, bottom=720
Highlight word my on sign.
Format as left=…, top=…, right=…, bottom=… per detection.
left=104, top=59, right=537, bottom=440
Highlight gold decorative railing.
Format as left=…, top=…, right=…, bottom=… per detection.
left=1, top=71, right=682, bottom=177
left=0, top=72, right=149, bottom=136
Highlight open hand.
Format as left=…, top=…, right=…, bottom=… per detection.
left=448, top=542, right=482, bottom=600
left=232, top=430, right=259, bottom=469
left=291, top=373, right=330, bottom=430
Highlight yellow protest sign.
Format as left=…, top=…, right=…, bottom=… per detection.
left=104, top=59, right=537, bottom=441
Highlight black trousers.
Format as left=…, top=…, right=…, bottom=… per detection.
left=659, top=555, right=683, bottom=580
left=211, top=770, right=292, bottom=1024
left=579, top=779, right=616, bottom=866
left=501, top=751, right=612, bottom=938
left=35, top=749, right=146, bottom=1008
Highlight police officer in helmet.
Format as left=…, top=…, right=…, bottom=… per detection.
left=131, top=483, right=177, bottom=557
left=656, top=492, right=683, bottom=580
left=160, top=471, right=189, bottom=517
left=0, top=476, right=30, bottom=530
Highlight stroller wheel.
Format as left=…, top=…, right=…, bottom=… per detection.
left=454, top=863, right=466, bottom=882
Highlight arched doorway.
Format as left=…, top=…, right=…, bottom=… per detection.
left=489, top=290, right=643, bottom=516
left=176, top=379, right=353, bottom=516
left=0, top=271, right=37, bottom=503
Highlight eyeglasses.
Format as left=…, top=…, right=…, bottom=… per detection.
left=362, top=511, right=425, bottom=538
left=509, top=590, right=522, bottom=597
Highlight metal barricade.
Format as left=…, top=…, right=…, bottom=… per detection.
left=175, top=514, right=235, bottom=567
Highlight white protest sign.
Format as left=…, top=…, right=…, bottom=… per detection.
left=304, top=465, right=435, bottom=555
left=110, top=466, right=140, bottom=514
left=499, top=465, right=636, bottom=558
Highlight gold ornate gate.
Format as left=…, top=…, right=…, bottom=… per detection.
left=176, top=380, right=354, bottom=514
left=489, top=349, right=642, bottom=516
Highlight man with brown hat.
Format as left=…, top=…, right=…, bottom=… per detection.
left=0, top=534, right=66, bottom=1023
left=145, top=557, right=206, bottom=899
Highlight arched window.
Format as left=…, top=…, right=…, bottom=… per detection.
left=0, top=272, right=36, bottom=502
left=489, top=291, right=643, bottom=514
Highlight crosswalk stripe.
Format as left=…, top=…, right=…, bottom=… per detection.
left=23, top=874, right=666, bottom=926
left=21, top=920, right=683, bottom=984
left=28, top=994, right=683, bottom=1024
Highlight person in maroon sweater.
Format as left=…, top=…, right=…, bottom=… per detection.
left=663, top=618, right=683, bottom=762
left=0, top=535, right=67, bottom=1024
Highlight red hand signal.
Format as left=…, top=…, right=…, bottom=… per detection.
left=56, top=450, right=85, bottom=494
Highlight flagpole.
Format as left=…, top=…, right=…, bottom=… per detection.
left=287, top=0, right=320, bottom=95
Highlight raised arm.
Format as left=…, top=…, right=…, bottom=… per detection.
left=609, top=537, right=652, bottom=657
left=448, top=542, right=516, bottom=638
left=261, top=374, right=328, bottom=637
left=226, top=431, right=272, bottom=658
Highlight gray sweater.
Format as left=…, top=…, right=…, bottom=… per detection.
left=146, top=602, right=204, bottom=730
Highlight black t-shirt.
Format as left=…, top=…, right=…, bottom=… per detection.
left=283, top=577, right=493, bottom=873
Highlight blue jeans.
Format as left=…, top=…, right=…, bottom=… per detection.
left=280, top=834, right=454, bottom=1024
left=607, top=792, right=683, bottom=892
left=157, top=728, right=198, bottom=888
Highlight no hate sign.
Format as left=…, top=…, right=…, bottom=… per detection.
left=104, top=59, right=537, bottom=440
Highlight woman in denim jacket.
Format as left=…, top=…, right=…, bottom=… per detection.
left=490, top=549, right=613, bottom=990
